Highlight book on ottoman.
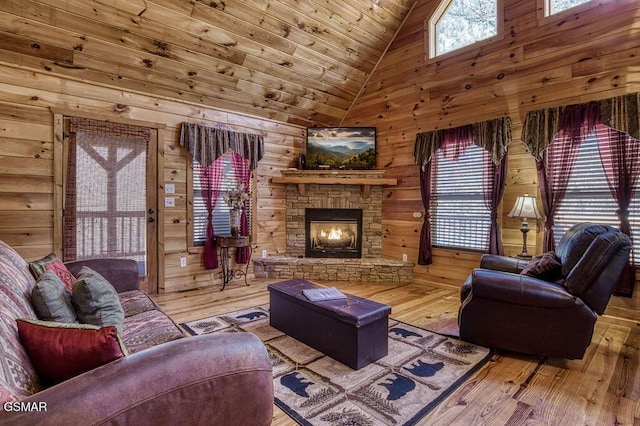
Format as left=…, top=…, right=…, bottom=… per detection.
left=302, top=287, right=346, bottom=302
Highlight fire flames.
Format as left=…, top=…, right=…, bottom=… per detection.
left=320, top=228, right=343, bottom=240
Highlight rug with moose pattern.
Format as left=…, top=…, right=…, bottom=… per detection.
left=181, top=305, right=494, bottom=426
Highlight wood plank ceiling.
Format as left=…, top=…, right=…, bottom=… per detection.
left=0, top=0, right=417, bottom=127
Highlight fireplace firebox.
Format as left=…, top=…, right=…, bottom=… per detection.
left=305, top=208, right=363, bottom=258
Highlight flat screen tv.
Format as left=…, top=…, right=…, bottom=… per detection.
left=306, top=127, right=376, bottom=170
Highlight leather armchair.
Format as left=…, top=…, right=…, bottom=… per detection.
left=458, top=223, right=632, bottom=359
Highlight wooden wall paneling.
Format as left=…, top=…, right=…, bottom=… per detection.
left=0, top=155, right=52, bottom=177
left=3, top=0, right=347, bottom=126
left=0, top=101, right=51, bottom=124
left=342, top=0, right=640, bottom=305
left=260, top=142, right=301, bottom=161
left=153, top=1, right=364, bottom=110
left=368, top=32, right=632, bottom=124
left=0, top=0, right=638, bottom=312
left=0, top=175, right=52, bottom=194
left=504, top=0, right=536, bottom=26
left=0, top=119, right=51, bottom=142
left=0, top=31, right=74, bottom=64
left=522, top=8, right=640, bottom=61
left=0, top=99, right=54, bottom=260
left=260, top=152, right=300, bottom=171
left=0, top=137, right=52, bottom=160
left=163, top=158, right=187, bottom=186
left=0, top=64, right=225, bottom=130
left=94, top=0, right=151, bottom=16
left=0, top=193, right=53, bottom=250
left=1, top=0, right=417, bottom=126
left=0, top=211, right=53, bottom=229
left=0, top=57, right=302, bottom=291
left=383, top=205, right=424, bottom=223
left=201, top=0, right=380, bottom=65
left=193, top=0, right=368, bottom=70
left=0, top=227, right=53, bottom=250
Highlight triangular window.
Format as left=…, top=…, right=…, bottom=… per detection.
left=430, top=0, right=500, bottom=58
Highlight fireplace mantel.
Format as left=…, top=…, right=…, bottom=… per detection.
left=271, top=170, right=397, bottom=198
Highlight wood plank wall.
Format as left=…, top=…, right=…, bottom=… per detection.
left=0, top=0, right=639, bottom=319
left=0, top=63, right=304, bottom=293
left=341, top=0, right=640, bottom=318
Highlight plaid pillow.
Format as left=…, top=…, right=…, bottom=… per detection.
left=29, top=253, right=75, bottom=293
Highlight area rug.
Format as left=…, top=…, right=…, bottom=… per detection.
left=181, top=305, right=494, bottom=426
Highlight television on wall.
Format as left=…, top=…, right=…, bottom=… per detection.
left=306, top=127, right=376, bottom=170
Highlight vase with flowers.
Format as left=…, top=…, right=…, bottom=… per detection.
left=223, top=184, right=249, bottom=236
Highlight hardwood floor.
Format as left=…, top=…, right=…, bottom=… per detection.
left=153, top=279, right=640, bottom=425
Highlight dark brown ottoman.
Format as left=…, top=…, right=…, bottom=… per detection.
left=267, top=279, right=391, bottom=370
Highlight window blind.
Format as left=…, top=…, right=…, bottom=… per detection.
left=553, top=127, right=639, bottom=264
left=193, top=155, right=252, bottom=245
left=431, top=144, right=491, bottom=251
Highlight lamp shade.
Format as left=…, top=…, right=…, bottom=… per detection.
left=508, top=194, right=543, bottom=219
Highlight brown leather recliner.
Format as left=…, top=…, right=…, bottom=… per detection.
left=458, top=223, right=632, bottom=359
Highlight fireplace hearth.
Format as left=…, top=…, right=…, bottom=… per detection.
left=256, top=171, right=412, bottom=283
left=305, top=208, right=362, bottom=258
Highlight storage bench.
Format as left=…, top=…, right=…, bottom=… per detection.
left=267, top=279, right=391, bottom=369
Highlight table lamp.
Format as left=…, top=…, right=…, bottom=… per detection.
left=508, top=193, right=543, bottom=259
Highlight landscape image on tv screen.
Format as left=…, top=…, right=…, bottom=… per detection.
left=306, top=127, right=376, bottom=170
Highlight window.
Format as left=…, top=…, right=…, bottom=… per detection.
left=546, top=0, right=591, bottom=16
left=431, top=144, right=492, bottom=251
left=429, top=0, right=500, bottom=58
left=192, top=152, right=252, bottom=245
left=552, top=125, right=639, bottom=264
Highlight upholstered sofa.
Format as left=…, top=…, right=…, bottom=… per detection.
left=0, top=240, right=273, bottom=425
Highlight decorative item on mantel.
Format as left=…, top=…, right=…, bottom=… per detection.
left=223, top=184, right=249, bottom=237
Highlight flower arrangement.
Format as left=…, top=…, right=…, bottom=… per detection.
left=223, top=184, right=249, bottom=211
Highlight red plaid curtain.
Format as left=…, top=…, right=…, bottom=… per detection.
left=200, top=159, right=224, bottom=269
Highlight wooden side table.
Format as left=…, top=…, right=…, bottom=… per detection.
left=216, top=236, right=252, bottom=290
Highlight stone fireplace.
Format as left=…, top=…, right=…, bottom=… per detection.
left=282, top=172, right=383, bottom=259
left=305, top=208, right=362, bottom=258
left=254, top=170, right=413, bottom=283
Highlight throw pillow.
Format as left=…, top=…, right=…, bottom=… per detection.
left=521, top=251, right=562, bottom=280
left=72, top=267, right=125, bottom=335
left=29, top=253, right=75, bottom=293
left=31, top=270, right=78, bottom=323
left=16, top=319, right=128, bottom=386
